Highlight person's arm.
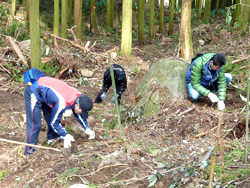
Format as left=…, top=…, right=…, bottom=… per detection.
left=217, top=68, right=227, bottom=101
left=72, top=111, right=90, bottom=130
left=191, top=61, right=210, bottom=97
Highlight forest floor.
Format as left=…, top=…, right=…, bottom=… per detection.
left=1, top=5, right=250, bottom=188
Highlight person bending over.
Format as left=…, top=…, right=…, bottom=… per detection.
left=186, top=53, right=232, bottom=110
left=24, top=68, right=95, bottom=155
left=94, top=64, right=127, bottom=105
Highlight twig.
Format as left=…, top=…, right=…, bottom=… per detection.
left=0, top=138, right=61, bottom=152
left=189, top=126, right=218, bottom=140
left=177, top=105, right=195, bottom=116
left=231, top=55, right=250, bottom=64
left=112, top=167, right=131, bottom=178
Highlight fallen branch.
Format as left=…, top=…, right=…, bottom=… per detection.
left=231, top=55, right=250, bottom=64
left=189, top=126, right=218, bottom=140
left=46, top=33, right=87, bottom=52
left=177, top=105, right=195, bottom=116
left=5, top=36, right=29, bottom=67
left=0, top=138, right=61, bottom=152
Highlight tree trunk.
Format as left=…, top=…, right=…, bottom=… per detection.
left=192, top=0, right=195, bottom=9
left=180, top=0, right=193, bottom=62
left=233, top=0, right=241, bottom=26
left=203, top=0, right=211, bottom=24
left=11, top=0, right=16, bottom=17
left=106, top=0, right=112, bottom=28
left=168, top=0, right=175, bottom=35
left=29, top=0, right=41, bottom=69
left=198, top=0, right=202, bottom=19
left=26, top=0, right=29, bottom=22
left=149, top=0, right=155, bottom=41
left=138, top=0, right=145, bottom=45
left=159, top=0, right=164, bottom=35
left=68, top=0, right=73, bottom=26
left=110, top=0, right=114, bottom=27
left=211, top=0, right=216, bottom=10
left=54, top=0, right=59, bottom=36
left=121, top=0, right=132, bottom=57
left=61, top=0, right=69, bottom=39
left=74, top=0, right=82, bottom=40
left=216, top=0, right=220, bottom=14
left=90, top=0, right=98, bottom=35
left=241, top=0, right=250, bottom=31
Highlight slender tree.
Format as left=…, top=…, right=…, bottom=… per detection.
left=240, top=0, right=250, bottom=30
left=216, top=0, right=220, bottom=14
left=90, top=0, right=98, bottom=35
left=149, top=0, right=155, bottom=41
left=138, top=0, right=145, bottom=45
left=233, top=0, right=241, bottom=26
left=68, top=0, right=73, bottom=26
left=110, top=0, right=114, bottom=27
left=74, top=0, right=82, bottom=40
left=26, top=0, right=29, bottom=22
left=168, top=0, right=176, bottom=35
left=54, top=0, right=59, bottom=36
left=198, top=0, right=202, bottom=19
left=11, top=0, right=16, bottom=17
left=203, top=0, right=212, bottom=24
left=106, top=0, right=112, bottom=28
left=61, top=0, right=69, bottom=39
left=159, top=0, right=164, bottom=35
left=29, top=0, right=41, bottom=69
left=121, top=0, right=132, bottom=57
left=180, top=0, right=193, bottom=61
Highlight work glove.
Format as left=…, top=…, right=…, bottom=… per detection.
left=100, top=92, right=106, bottom=100
left=64, top=134, right=75, bottom=149
left=217, top=100, right=225, bottom=110
left=208, top=92, right=219, bottom=103
left=111, top=94, right=119, bottom=103
left=85, top=128, right=95, bottom=140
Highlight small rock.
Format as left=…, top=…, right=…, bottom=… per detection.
left=199, top=39, right=205, bottom=45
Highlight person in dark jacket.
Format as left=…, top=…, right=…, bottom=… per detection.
left=186, top=53, right=232, bottom=110
left=24, top=68, right=95, bottom=155
left=94, top=64, right=127, bottom=105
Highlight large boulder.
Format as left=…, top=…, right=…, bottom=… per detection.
left=135, top=58, right=190, bottom=117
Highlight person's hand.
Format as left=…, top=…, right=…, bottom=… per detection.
left=217, top=100, right=225, bottom=110
left=208, top=93, right=219, bottom=103
left=64, top=134, right=75, bottom=149
left=100, top=92, right=106, bottom=100
left=111, top=94, right=119, bottom=103
left=85, top=128, right=95, bottom=140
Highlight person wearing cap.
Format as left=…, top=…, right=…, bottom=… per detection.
left=24, top=68, right=95, bottom=155
left=186, top=52, right=232, bottom=110
left=94, top=64, right=127, bottom=105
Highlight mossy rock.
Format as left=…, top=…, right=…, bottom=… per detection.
left=136, top=58, right=190, bottom=117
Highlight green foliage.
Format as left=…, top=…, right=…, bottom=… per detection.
left=41, top=63, right=60, bottom=76
left=0, top=170, right=7, bottom=181
left=148, top=171, right=162, bottom=187
left=65, top=126, right=74, bottom=134
left=5, top=63, right=23, bottom=82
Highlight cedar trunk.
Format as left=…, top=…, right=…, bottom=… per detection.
left=74, top=0, right=82, bottom=40
left=121, top=0, right=132, bottom=57
left=180, top=0, right=193, bottom=62
left=29, top=0, right=41, bottom=69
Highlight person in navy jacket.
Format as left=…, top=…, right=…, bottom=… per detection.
left=94, top=64, right=127, bottom=105
left=24, top=68, right=95, bottom=155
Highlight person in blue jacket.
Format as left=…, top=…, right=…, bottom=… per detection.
left=24, top=68, right=95, bottom=155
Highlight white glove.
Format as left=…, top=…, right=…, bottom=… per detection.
left=208, top=92, right=219, bottom=103
left=111, top=94, right=119, bottom=103
left=100, top=92, right=106, bottom=100
left=85, top=128, right=95, bottom=140
left=217, top=100, right=225, bottom=110
left=64, top=134, right=75, bottom=149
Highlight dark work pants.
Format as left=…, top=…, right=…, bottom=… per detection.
left=24, top=86, right=60, bottom=154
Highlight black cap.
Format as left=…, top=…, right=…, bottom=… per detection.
left=78, top=95, right=93, bottom=119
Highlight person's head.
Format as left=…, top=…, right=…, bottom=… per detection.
left=74, top=95, right=93, bottom=119
left=210, top=53, right=226, bottom=71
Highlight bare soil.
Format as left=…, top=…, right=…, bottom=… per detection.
left=1, top=16, right=250, bottom=188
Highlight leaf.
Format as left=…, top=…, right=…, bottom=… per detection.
left=169, top=183, right=176, bottom=188
left=240, top=94, right=250, bottom=105
left=148, top=174, right=158, bottom=187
